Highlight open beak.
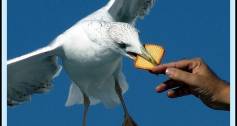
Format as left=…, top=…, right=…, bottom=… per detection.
left=139, top=46, right=157, bottom=65
left=127, top=46, right=157, bottom=65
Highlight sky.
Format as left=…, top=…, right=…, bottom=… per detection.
left=7, top=0, right=230, bottom=126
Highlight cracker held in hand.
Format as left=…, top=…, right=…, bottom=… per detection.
left=135, top=44, right=165, bottom=70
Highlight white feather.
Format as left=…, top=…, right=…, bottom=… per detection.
left=8, top=0, right=156, bottom=108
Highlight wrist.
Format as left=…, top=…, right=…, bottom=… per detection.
left=219, top=82, right=230, bottom=104
left=213, top=80, right=230, bottom=110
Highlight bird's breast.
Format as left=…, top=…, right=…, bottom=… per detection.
left=60, top=28, right=121, bottom=82
left=62, top=46, right=122, bottom=85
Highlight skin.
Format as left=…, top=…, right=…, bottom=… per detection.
left=150, top=58, right=230, bottom=111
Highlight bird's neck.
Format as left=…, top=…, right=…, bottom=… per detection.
left=105, top=0, right=138, bottom=23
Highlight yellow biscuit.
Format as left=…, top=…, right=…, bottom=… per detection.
left=135, top=44, right=165, bottom=70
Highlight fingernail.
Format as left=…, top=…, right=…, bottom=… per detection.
left=167, top=90, right=175, bottom=98
left=155, top=84, right=166, bottom=93
left=165, top=68, right=174, bottom=77
left=155, top=86, right=161, bottom=93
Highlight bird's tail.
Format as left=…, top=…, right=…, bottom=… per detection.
left=65, top=82, right=99, bottom=107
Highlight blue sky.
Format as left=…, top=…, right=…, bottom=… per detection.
left=8, top=0, right=230, bottom=126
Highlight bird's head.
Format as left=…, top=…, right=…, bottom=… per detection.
left=108, top=23, right=156, bottom=64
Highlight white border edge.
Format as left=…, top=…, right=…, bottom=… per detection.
left=2, top=0, right=234, bottom=126
left=230, top=0, right=236, bottom=126
left=2, top=0, right=7, bottom=126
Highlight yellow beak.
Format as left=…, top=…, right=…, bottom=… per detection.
left=139, top=46, right=157, bottom=65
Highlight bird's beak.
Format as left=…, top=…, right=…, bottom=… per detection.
left=126, top=46, right=157, bottom=65
left=139, top=46, right=157, bottom=65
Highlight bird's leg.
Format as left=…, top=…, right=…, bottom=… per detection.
left=115, top=79, right=137, bottom=126
left=82, top=94, right=90, bottom=126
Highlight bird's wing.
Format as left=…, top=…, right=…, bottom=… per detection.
left=7, top=45, right=62, bottom=106
left=108, top=0, right=155, bottom=22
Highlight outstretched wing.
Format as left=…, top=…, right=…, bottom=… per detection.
left=108, top=0, right=155, bottom=22
left=7, top=45, right=62, bottom=106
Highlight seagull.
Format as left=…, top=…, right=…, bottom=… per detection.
left=7, top=0, right=156, bottom=126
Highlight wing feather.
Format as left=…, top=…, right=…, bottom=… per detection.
left=7, top=46, right=62, bottom=106
left=108, top=0, right=155, bottom=22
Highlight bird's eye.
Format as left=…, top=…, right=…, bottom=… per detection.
left=118, top=43, right=127, bottom=49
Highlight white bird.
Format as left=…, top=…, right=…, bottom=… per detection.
left=8, top=0, right=156, bottom=126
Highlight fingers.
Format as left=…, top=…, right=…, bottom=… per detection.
left=167, top=86, right=191, bottom=98
left=149, top=64, right=167, bottom=74
left=150, top=59, right=193, bottom=74
left=155, top=79, right=191, bottom=98
left=155, top=79, right=180, bottom=93
left=165, top=68, right=198, bottom=86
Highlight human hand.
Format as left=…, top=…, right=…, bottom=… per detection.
left=150, top=58, right=230, bottom=111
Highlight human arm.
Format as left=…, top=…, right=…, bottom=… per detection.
left=150, top=58, right=230, bottom=111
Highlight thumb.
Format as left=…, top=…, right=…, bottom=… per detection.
left=165, top=68, right=198, bottom=86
